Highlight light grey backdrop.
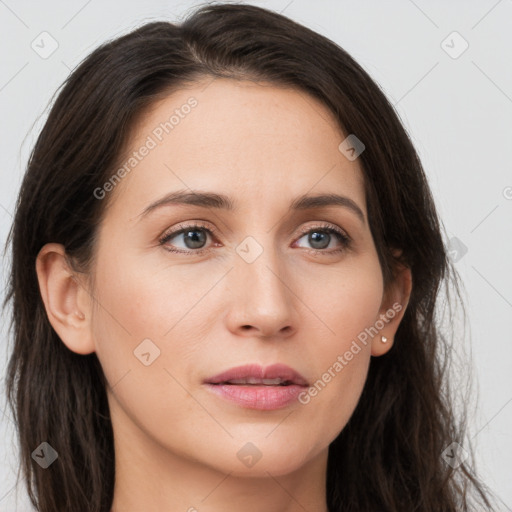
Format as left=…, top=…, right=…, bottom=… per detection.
left=1, top=0, right=511, bottom=510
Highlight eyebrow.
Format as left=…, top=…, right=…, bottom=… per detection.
left=138, top=190, right=365, bottom=224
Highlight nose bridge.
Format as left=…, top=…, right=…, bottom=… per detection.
left=236, top=230, right=291, bottom=300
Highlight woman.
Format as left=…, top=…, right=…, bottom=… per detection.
left=4, top=3, right=497, bottom=511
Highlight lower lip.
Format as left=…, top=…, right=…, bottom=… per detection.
left=204, top=383, right=307, bottom=410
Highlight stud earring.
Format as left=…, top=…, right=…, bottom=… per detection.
left=381, top=335, right=388, bottom=343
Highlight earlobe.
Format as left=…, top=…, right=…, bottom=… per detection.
left=371, top=263, right=412, bottom=357
left=35, top=243, right=95, bottom=355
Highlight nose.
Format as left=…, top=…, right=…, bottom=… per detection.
left=224, top=239, right=297, bottom=340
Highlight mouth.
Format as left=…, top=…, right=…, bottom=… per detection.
left=215, top=377, right=297, bottom=386
left=203, top=364, right=309, bottom=410
left=204, top=363, right=309, bottom=387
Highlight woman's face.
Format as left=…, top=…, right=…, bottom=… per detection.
left=63, top=78, right=407, bottom=477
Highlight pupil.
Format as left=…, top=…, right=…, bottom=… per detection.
left=185, top=229, right=206, bottom=249
left=310, top=231, right=329, bottom=249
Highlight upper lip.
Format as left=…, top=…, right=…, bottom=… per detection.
left=204, top=363, right=309, bottom=386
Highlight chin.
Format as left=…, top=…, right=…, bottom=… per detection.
left=220, top=440, right=318, bottom=478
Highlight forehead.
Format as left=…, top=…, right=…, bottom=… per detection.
left=106, top=78, right=366, bottom=217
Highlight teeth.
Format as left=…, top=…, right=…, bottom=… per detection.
left=226, top=377, right=286, bottom=385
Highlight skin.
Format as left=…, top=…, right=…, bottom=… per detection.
left=36, top=78, right=412, bottom=512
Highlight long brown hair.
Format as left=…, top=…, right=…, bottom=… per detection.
left=4, top=3, right=497, bottom=511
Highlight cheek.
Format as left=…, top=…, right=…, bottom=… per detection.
left=89, top=246, right=222, bottom=408
left=295, top=259, right=383, bottom=445
left=92, top=244, right=213, bottom=340
left=88, top=250, right=213, bottom=439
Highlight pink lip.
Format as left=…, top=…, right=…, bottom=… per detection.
left=205, top=363, right=309, bottom=386
left=203, top=364, right=309, bottom=411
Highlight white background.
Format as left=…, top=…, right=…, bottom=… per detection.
left=1, top=1, right=511, bottom=510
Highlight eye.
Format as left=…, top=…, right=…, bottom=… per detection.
left=293, top=223, right=350, bottom=254
left=158, top=221, right=351, bottom=256
left=159, top=222, right=216, bottom=254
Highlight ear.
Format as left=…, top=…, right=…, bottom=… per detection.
left=35, top=243, right=95, bottom=355
left=371, top=259, right=412, bottom=357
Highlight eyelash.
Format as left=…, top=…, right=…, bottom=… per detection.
left=158, top=222, right=351, bottom=256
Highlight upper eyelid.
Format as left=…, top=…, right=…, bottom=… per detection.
left=160, top=221, right=218, bottom=240
left=296, top=222, right=348, bottom=236
left=159, top=221, right=349, bottom=245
